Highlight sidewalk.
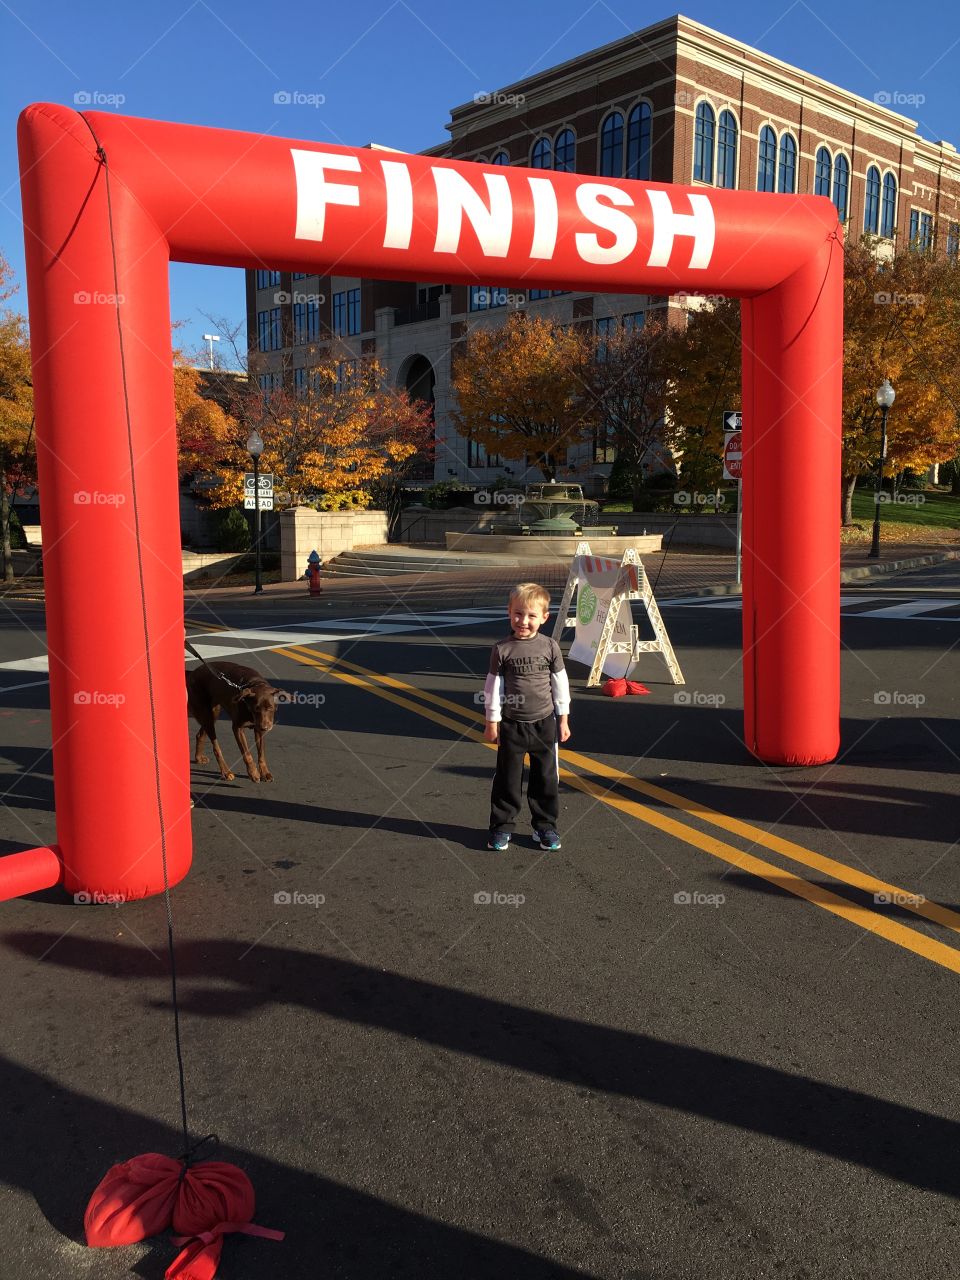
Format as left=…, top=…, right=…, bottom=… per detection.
left=181, top=541, right=960, bottom=612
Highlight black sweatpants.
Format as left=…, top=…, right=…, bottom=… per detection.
left=489, top=715, right=559, bottom=833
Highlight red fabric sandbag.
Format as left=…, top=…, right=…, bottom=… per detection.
left=602, top=678, right=628, bottom=697
left=85, top=1153, right=182, bottom=1246
left=625, top=680, right=650, bottom=695
left=86, top=1153, right=283, bottom=1280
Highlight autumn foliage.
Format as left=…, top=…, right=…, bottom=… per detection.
left=177, top=353, right=434, bottom=509
left=450, top=313, right=595, bottom=480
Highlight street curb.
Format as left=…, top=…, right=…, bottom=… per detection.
left=659, top=548, right=960, bottom=600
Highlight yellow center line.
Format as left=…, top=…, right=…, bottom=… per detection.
left=280, top=643, right=960, bottom=940
left=271, top=644, right=960, bottom=976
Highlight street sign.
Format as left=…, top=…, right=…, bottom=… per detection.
left=723, top=431, right=742, bottom=480
left=244, top=472, right=274, bottom=493
left=723, top=410, right=742, bottom=432
left=244, top=495, right=274, bottom=510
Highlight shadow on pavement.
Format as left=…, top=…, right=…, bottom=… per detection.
left=4, top=933, right=958, bottom=1202
left=0, top=1053, right=595, bottom=1280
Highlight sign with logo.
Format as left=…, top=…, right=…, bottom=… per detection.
left=723, top=431, right=742, bottom=480
left=568, top=556, right=634, bottom=679
left=723, top=410, right=742, bottom=432
left=244, top=471, right=274, bottom=509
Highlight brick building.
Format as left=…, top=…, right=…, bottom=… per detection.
left=246, top=13, right=960, bottom=492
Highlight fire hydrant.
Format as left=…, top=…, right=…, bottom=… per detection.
left=305, top=550, right=322, bottom=596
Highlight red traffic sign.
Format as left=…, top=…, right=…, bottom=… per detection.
left=723, top=431, right=742, bottom=480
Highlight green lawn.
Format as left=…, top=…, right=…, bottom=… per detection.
left=850, top=488, right=960, bottom=529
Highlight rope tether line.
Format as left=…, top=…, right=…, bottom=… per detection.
left=81, top=116, right=195, bottom=1163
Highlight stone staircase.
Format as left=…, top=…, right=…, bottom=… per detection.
left=323, top=546, right=529, bottom=577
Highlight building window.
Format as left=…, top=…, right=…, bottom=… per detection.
left=293, top=301, right=307, bottom=346
left=625, top=103, right=652, bottom=181
left=255, top=269, right=281, bottom=289
left=815, top=146, right=832, bottom=197
left=909, top=208, right=934, bottom=251
left=257, top=309, right=282, bottom=352
left=757, top=126, right=777, bottom=193
left=335, top=359, right=358, bottom=392
left=716, top=110, right=737, bottom=189
left=832, top=155, right=849, bottom=222
left=599, top=112, right=624, bottom=177
left=947, top=222, right=960, bottom=260
left=622, top=311, right=644, bottom=331
left=693, top=103, right=715, bottom=183
left=492, top=151, right=510, bottom=165
left=346, top=287, right=361, bottom=335
left=881, top=173, right=897, bottom=238
left=305, top=298, right=320, bottom=341
left=864, top=166, right=881, bottom=235
left=778, top=134, right=797, bottom=193
left=531, top=137, right=552, bottom=169
left=468, top=438, right=494, bottom=468
left=469, top=285, right=509, bottom=311
left=333, top=292, right=345, bottom=335
left=292, top=272, right=307, bottom=280
left=258, top=371, right=281, bottom=398
left=555, top=129, right=575, bottom=172
left=293, top=367, right=307, bottom=397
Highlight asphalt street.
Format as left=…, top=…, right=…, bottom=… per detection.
left=0, top=561, right=958, bottom=1279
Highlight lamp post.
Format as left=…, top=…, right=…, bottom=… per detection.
left=247, top=429, right=264, bottom=594
left=201, top=333, right=220, bottom=371
left=870, top=378, right=896, bottom=559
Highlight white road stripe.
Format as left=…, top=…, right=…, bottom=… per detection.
left=855, top=599, right=960, bottom=618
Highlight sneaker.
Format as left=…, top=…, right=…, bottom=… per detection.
left=487, top=829, right=511, bottom=851
left=534, top=828, right=562, bottom=851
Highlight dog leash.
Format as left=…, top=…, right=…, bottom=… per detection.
left=184, top=638, right=247, bottom=694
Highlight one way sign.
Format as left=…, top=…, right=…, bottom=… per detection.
left=723, top=410, right=742, bottom=432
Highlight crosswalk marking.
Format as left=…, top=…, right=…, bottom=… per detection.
left=662, top=595, right=960, bottom=621
left=0, top=607, right=507, bottom=684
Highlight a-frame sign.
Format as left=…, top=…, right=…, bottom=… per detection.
left=553, top=542, right=684, bottom=687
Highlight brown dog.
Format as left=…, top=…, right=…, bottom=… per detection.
left=186, top=660, right=283, bottom=783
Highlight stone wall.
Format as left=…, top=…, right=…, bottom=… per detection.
left=280, top=507, right=389, bottom=581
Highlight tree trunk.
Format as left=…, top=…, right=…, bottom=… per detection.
left=841, top=474, right=858, bottom=526
left=541, top=453, right=556, bottom=481
left=1, top=477, right=13, bottom=582
left=631, top=471, right=643, bottom=513
left=952, top=464, right=960, bottom=496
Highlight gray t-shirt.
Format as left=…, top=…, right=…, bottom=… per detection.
left=488, top=633, right=566, bottom=722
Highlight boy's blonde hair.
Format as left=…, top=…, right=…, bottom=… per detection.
left=509, top=581, right=550, bottom=614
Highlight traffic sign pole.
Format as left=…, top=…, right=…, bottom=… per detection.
left=252, top=454, right=263, bottom=595
left=722, top=412, right=743, bottom=583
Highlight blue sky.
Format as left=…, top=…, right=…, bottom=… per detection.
left=2, top=1, right=957, bottom=365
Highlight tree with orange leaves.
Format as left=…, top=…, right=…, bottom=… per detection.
left=179, top=351, right=433, bottom=509
left=450, top=312, right=595, bottom=481
left=0, top=252, right=34, bottom=580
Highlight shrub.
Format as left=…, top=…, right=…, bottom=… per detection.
left=216, top=507, right=251, bottom=552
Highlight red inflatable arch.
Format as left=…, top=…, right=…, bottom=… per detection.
left=6, top=104, right=842, bottom=902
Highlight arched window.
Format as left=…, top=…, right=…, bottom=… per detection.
left=757, top=126, right=777, bottom=193
left=864, top=165, right=881, bottom=234
left=814, top=146, right=832, bottom=197
left=600, top=112, right=624, bottom=177
left=716, top=110, right=737, bottom=188
left=778, top=134, right=797, bottom=193
left=881, top=172, right=897, bottom=237
left=492, top=151, right=510, bottom=166
left=694, top=102, right=715, bottom=183
left=531, top=137, right=552, bottom=169
left=554, top=128, right=575, bottom=172
left=625, top=102, right=652, bottom=181
left=833, top=154, right=849, bottom=222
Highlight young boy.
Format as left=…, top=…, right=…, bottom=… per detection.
left=483, top=582, right=571, bottom=851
